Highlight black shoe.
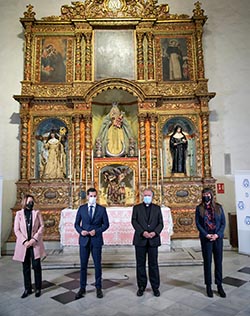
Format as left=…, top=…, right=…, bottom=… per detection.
left=35, top=289, right=41, bottom=298
left=153, top=289, right=160, bottom=297
left=21, top=289, right=32, bottom=299
left=206, top=285, right=213, bottom=298
left=96, top=288, right=103, bottom=299
left=136, top=287, right=145, bottom=297
left=217, top=285, right=226, bottom=298
left=75, top=288, right=86, bottom=300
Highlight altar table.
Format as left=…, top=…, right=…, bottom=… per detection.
left=59, top=206, right=173, bottom=247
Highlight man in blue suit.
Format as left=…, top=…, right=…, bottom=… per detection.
left=75, top=187, right=109, bottom=299
left=132, top=188, right=164, bottom=297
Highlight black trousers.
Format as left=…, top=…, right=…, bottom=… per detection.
left=22, top=247, right=42, bottom=291
left=135, top=245, right=160, bottom=290
left=200, top=237, right=223, bottom=285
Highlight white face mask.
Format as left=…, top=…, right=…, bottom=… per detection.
left=88, top=196, right=96, bottom=205
left=143, top=196, right=152, bottom=205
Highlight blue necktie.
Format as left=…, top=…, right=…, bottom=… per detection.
left=89, top=206, right=93, bottom=219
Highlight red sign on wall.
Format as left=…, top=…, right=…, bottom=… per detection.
left=217, top=183, right=225, bottom=194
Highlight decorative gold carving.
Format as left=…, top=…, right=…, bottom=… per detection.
left=136, top=32, right=144, bottom=81
left=41, top=210, right=61, bottom=240
left=75, top=33, right=83, bottom=81
left=12, top=1, right=217, bottom=240
left=83, top=114, right=92, bottom=187
left=73, top=114, right=81, bottom=179
left=171, top=209, right=198, bottom=238
left=84, top=32, right=92, bottom=81
left=201, top=111, right=212, bottom=178
left=193, top=1, right=206, bottom=19
left=138, top=113, right=147, bottom=184
left=23, top=4, right=36, bottom=19
left=162, top=183, right=202, bottom=206
left=146, top=32, right=154, bottom=80
left=60, top=0, right=170, bottom=20
left=20, top=114, right=30, bottom=180
left=148, top=113, right=158, bottom=181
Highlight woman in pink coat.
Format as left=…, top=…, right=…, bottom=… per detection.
left=13, top=194, right=46, bottom=298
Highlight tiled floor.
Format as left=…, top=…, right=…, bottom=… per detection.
left=0, top=248, right=250, bottom=316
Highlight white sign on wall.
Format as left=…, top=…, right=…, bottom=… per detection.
left=235, top=170, right=250, bottom=255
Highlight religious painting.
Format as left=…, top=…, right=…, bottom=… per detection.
left=35, top=118, right=68, bottom=179
left=162, top=117, right=196, bottom=177
left=40, top=37, right=67, bottom=83
left=94, top=30, right=135, bottom=80
left=159, top=37, right=192, bottom=81
left=98, top=164, right=135, bottom=206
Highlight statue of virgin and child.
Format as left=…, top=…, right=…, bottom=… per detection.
left=95, top=102, right=137, bottom=158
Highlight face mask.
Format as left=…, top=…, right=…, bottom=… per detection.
left=88, top=196, right=96, bottom=205
left=202, top=196, right=211, bottom=203
left=26, top=201, right=34, bottom=210
left=143, top=196, right=152, bottom=205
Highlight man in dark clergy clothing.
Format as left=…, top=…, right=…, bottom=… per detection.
left=131, top=188, right=164, bottom=297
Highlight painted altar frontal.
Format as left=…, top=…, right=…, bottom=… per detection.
left=60, top=206, right=173, bottom=248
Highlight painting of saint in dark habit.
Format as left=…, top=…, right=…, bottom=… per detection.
left=161, top=38, right=189, bottom=81
left=40, top=38, right=66, bottom=83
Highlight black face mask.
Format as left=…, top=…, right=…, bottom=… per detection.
left=26, top=201, right=34, bottom=210
left=202, top=196, right=211, bottom=203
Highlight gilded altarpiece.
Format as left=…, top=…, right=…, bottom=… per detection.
left=10, top=0, right=216, bottom=242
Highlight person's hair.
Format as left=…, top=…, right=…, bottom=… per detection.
left=87, top=187, right=97, bottom=195
left=21, top=194, right=35, bottom=209
left=199, top=187, right=221, bottom=216
left=143, top=188, right=154, bottom=197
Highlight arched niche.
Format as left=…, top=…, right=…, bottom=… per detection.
left=35, top=118, right=68, bottom=179
left=162, top=117, right=196, bottom=177
left=91, top=88, right=138, bottom=158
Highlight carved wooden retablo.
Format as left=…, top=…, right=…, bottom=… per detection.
left=10, top=1, right=216, bottom=241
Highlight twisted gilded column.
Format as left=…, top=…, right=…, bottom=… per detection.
left=201, top=111, right=212, bottom=178
left=21, top=5, right=35, bottom=82
left=20, top=114, right=30, bottom=180
left=146, top=32, right=154, bottom=80
left=73, top=114, right=81, bottom=179
left=136, top=32, right=145, bottom=81
left=138, top=113, right=147, bottom=184
left=195, top=24, right=205, bottom=79
left=23, top=23, right=33, bottom=82
left=193, top=2, right=207, bottom=79
left=84, top=33, right=92, bottom=81
left=75, top=33, right=82, bottom=81
left=148, top=113, right=158, bottom=181
left=83, top=114, right=92, bottom=187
